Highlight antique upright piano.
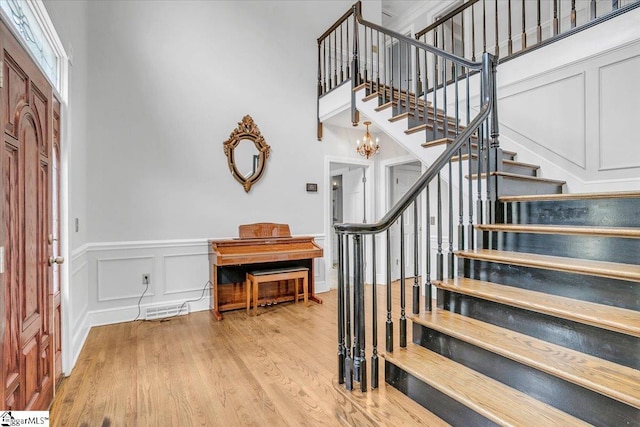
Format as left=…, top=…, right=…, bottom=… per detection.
left=208, top=223, right=323, bottom=320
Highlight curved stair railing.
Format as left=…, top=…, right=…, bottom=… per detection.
left=326, top=4, right=501, bottom=392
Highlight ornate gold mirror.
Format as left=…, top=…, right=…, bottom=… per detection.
left=223, top=115, right=271, bottom=192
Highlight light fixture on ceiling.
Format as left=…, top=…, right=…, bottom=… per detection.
left=356, top=121, right=380, bottom=159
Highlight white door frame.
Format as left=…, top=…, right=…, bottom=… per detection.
left=324, top=155, right=374, bottom=291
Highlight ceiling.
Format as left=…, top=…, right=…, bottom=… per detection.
left=381, top=0, right=424, bottom=23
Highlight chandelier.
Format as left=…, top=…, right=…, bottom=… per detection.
left=356, top=121, right=380, bottom=159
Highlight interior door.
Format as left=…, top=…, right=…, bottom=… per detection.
left=390, top=165, right=421, bottom=281
left=1, top=20, right=55, bottom=410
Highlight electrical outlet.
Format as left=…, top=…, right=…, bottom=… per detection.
left=142, top=274, right=150, bottom=285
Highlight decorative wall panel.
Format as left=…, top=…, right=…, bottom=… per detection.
left=599, top=54, right=640, bottom=171
left=97, top=256, right=155, bottom=302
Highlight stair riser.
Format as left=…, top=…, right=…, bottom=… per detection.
left=501, top=197, right=640, bottom=227
left=495, top=177, right=564, bottom=196
left=437, top=290, right=640, bottom=369
left=385, top=362, right=499, bottom=427
left=480, top=231, right=640, bottom=265
left=413, top=324, right=639, bottom=427
left=465, top=161, right=537, bottom=176
left=460, top=258, right=640, bottom=311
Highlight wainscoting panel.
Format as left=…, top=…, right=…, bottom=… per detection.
left=96, top=256, right=156, bottom=302
left=499, top=72, right=586, bottom=169
left=163, top=252, right=210, bottom=295
left=598, top=54, right=640, bottom=171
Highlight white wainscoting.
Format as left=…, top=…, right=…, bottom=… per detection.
left=65, top=234, right=326, bottom=372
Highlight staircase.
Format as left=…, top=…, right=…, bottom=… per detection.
left=384, top=192, right=640, bottom=426
left=324, top=4, right=640, bottom=426
left=354, top=82, right=566, bottom=197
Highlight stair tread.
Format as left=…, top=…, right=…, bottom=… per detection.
left=382, top=344, right=591, bottom=426
left=470, top=171, right=566, bottom=185
left=476, top=223, right=640, bottom=238
left=457, top=248, right=640, bottom=282
left=375, top=101, right=393, bottom=112
left=412, top=309, right=640, bottom=408
left=434, top=276, right=640, bottom=337
left=500, top=191, right=640, bottom=202
left=332, top=378, right=450, bottom=426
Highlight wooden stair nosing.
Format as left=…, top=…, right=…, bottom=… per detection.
left=375, top=101, right=394, bottom=112
left=353, top=82, right=368, bottom=92
left=468, top=171, right=566, bottom=185
left=434, top=276, right=640, bottom=338
left=456, top=248, right=640, bottom=282
left=476, top=223, right=640, bottom=239
left=362, top=91, right=380, bottom=102
left=412, top=309, right=640, bottom=409
left=382, top=345, right=591, bottom=427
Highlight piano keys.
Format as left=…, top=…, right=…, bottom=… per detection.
left=208, top=223, right=323, bottom=320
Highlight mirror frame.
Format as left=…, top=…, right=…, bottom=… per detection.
left=223, top=115, right=271, bottom=192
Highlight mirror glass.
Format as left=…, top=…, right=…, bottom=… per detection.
left=223, top=115, right=271, bottom=192
left=234, top=139, right=259, bottom=178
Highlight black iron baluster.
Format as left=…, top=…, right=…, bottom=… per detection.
left=508, top=0, right=513, bottom=55
left=371, top=236, right=378, bottom=389
left=571, top=0, right=577, bottom=28
left=400, top=214, right=407, bottom=348
left=385, top=229, right=393, bottom=353
left=340, top=23, right=344, bottom=83
left=471, top=2, right=477, bottom=61
left=448, top=157, right=454, bottom=279
left=406, top=41, right=411, bottom=116
left=432, top=51, right=438, bottom=141
left=537, top=0, right=542, bottom=43
left=466, top=65, right=475, bottom=250
left=327, top=34, right=335, bottom=90
left=351, top=11, right=360, bottom=125
left=390, top=36, right=394, bottom=113
left=334, top=31, right=338, bottom=88
left=482, top=0, right=487, bottom=53
left=437, top=173, right=444, bottom=281
left=591, top=0, right=597, bottom=20
left=376, top=30, right=381, bottom=96
left=382, top=33, right=387, bottom=104
left=412, top=200, right=419, bottom=315
left=344, top=235, right=353, bottom=391
left=323, top=40, right=327, bottom=93
left=337, top=233, right=345, bottom=384
left=613, top=0, right=619, bottom=11
left=425, top=185, right=432, bottom=311
left=521, top=0, right=527, bottom=49
left=353, top=234, right=367, bottom=392
left=346, top=21, right=350, bottom=78
left=494, top=0, right=499, bottom=56
left=364, top=26, right=368, bottom=86
left=455, top=63, right=464, bottom=256
left=553, top=0, right=559, bottom=36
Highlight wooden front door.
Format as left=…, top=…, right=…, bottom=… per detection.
left=1, top=20, right=55, bottom=410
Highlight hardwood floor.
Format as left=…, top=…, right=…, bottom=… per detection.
left=49, top=282, right=434, bottom=426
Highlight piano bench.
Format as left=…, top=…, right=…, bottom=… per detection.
left=246, top=267, right=309, bottom=316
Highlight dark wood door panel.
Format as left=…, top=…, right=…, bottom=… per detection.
left=1, top=19, right=54, bottom=411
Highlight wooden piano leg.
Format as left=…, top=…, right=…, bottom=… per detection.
left=212, top=310, right=223, bottom=321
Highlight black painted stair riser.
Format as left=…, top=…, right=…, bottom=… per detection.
left=412, top=323, right=640, bottom=427
left=502, top=197, right=640, bottom=227
left=480, top=230, right=640, bottom=265
left=460, top=258, right=640, bottom=311
left=385, top=361, right=499, bottom=427
left=437, top=290, right=640, bottom=370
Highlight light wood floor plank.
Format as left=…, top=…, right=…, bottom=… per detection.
left=49, top=284, right=435, bottom=426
